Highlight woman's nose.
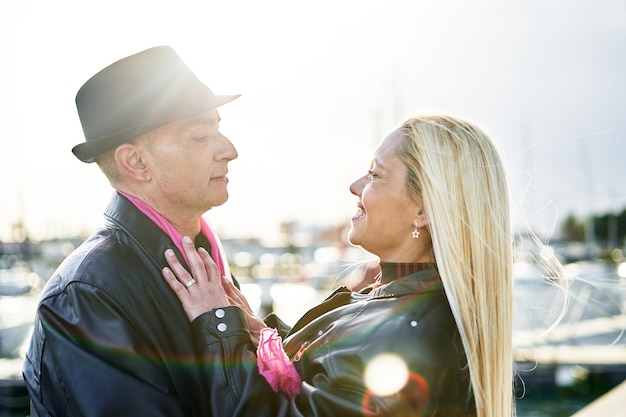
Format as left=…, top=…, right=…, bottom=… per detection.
left=349, top=176, right=364, bottom=196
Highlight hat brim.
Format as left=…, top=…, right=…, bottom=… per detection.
left=72, top=94, right=240, bottom=163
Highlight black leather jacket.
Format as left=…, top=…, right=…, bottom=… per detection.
left=23, top=192, right=233, bottom=417
left=192, top=263, right=476, bottom=417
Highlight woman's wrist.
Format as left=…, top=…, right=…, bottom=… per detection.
left=191, top=306, right=252, bottom=350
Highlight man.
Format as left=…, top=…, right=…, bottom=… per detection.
left=23, top=45, right=240, bottom=416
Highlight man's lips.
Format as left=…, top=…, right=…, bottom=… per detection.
left=211, top=173, right=229, bottom=182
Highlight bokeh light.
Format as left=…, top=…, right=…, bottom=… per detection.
left=364, top=353, right=409, bottom=396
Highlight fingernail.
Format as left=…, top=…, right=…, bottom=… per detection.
left=183, top=236, right=192, bottom=244
left=165, top=249, right=175, bottom=257
left=162, top=267, right=171, bottom=275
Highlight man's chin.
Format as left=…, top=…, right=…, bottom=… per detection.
left=212, top=190, right=230, bottom=206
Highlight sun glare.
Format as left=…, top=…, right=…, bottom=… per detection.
left=364, top=353, right=409, bottom=396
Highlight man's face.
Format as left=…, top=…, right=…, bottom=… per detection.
left=138, top=109, right=238, bottom=217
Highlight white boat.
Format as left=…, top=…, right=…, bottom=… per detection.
left=0, top=262, right=40, bottom=358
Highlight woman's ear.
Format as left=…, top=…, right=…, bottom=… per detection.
left=114, top=144, right=150, bottom=182
left=414, top=209, right=428, bottom=230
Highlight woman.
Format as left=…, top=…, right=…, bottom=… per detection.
left=162, top=114, right=513, bottom=417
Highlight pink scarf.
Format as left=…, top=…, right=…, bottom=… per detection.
left=118, top=191, right=299, bottom=397
left=117, top=191, right=231, bottom=279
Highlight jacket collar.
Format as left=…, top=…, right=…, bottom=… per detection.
left=103, top=192, right=185, bottom=269
left=367, top=266, right=442, bottom=299
left=288, top=267, right=443, bottom=337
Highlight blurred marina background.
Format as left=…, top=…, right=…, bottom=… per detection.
left=2, top=0, right=626, bottom=416
left=2, top=227, right=626, bottom=416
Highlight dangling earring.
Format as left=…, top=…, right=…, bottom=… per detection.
left=412, top=222, right=420, bottom=239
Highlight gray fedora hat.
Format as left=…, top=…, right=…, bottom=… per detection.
left=72, top=45, right=240, bottom=163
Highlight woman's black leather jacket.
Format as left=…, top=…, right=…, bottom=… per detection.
left=192, top=264, right=476, bottom=417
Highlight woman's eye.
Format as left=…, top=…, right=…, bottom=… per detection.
left=367, top=170, right=377, bottom=179
left=193, top=135, right=209, bottom=143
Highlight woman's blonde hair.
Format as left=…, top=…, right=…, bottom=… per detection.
left=396, top=115, right=513, bottom=417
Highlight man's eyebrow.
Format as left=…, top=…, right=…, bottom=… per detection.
left=195, top=115, right=221, bottom=125
left=183, top=115, right=221, bottom=132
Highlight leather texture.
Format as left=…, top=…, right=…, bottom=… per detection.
left=192, top=267, right=476, bottom=416
left=23, top=192, right=234, bottom=416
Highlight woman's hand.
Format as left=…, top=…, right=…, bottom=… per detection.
left=221, top=277, right=268, bottom=346
left=162, top=236, right=230, bottom=322
left=162, top=236, right=269, bottom=346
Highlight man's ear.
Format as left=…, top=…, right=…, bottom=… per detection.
left=114, top=144, right=150, bottom=181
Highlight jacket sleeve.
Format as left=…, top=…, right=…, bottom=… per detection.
left=263, top=312, right=292, bottom=338
left=31, top=283, right=200, bottom=417
left=191, top=307, right=412, bottom=417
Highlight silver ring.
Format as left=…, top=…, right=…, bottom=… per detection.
left=185, top=279, right=196, bottom=288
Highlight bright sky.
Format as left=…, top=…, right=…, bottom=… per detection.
left=1, top=0, right=625, bottom=243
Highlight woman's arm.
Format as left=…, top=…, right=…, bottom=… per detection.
left=161, top=237, right=432, bottom=417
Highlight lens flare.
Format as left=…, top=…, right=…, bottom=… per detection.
left=364, top=353, right=409, bottom=396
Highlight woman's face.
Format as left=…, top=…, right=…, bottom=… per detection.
left=348, top=129, right=425, bottom=262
